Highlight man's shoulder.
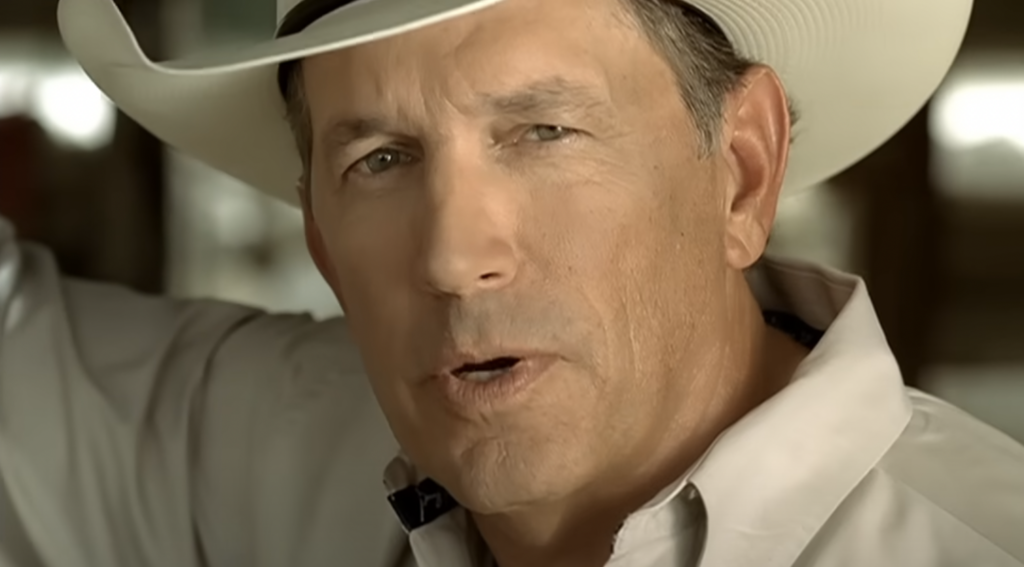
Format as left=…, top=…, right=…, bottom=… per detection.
left=873, top=388, right=1024, bottom=560
left=881, top=387, right=1024, bottom=488
left=798, top=389, right=1024, bottom=566
left=210, top=309, right=360, bottom=375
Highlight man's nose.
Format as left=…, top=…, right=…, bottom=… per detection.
left=418, top=153, right=519, bottom=298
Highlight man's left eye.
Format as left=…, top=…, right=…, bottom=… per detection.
left=524, top=125, right=575, bottom=142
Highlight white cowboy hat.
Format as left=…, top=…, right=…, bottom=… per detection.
left=57, top=0, right=972, bottom=206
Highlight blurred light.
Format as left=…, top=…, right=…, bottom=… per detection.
left=933, top=80, right=1024, bottom=153
left=33, top=68, right=116, bottom=150
left=769, top=182, right=857, bottom=274
left=0, top=68, right=33, bottom=119
left=925, top=365, right=1024, bottom=444
left=0, top=62, right=116, bottom=150
left=208, top=180, right=268, bottom=248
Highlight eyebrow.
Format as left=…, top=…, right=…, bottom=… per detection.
left=321, top=117, right=394, bottom=153
left=479, top=76, right=613, bottom=118
left=319, top=77, right=613, bottom=152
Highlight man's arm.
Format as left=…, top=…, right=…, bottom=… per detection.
left=193, top=307, right=405, bottom=567
left=0, top=216, right=403, bottom=566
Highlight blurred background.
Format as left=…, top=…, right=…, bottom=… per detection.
left=1, top=0, right=1022, bottom=440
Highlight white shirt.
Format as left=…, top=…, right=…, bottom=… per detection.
left=0, top=214, right=1022, bottom=567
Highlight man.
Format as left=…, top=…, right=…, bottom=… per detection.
left=0, top=0, right=1021, bottom=565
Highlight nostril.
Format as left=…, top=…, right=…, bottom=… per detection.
left=421, top=238, right=518, bottom=295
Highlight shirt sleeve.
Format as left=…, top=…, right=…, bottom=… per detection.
left=192, top=306, right=405, bottom=567
left=0, top=216, right=404, bottom=567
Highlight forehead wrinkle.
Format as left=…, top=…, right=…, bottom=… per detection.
left=423, top=5, right=619, bottom=121
left=310, top=0, right=634, bottom=151
left=362, top=32, right=477, bottom=135
left=314, top=60, right=443, bottom=153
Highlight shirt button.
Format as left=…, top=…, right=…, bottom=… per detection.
left=682, top=483, right=700, bottom=501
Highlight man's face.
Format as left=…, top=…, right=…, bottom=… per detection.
left=301, top=0, right=780, bottom=512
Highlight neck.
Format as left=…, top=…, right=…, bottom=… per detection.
left=473, top=277, right=810, bottom=567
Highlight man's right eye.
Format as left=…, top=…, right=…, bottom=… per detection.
left=354, top=148, right=412, bottom=175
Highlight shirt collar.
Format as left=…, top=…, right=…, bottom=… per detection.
left=685, top=256, right=913, bottom=567
left=382, top=256, right=913, bottom=566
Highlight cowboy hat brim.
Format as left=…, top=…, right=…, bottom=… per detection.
left=58, top=0, right=972, bottom=206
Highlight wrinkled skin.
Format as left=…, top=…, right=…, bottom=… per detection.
left=299, top=0, right=794, bottom=563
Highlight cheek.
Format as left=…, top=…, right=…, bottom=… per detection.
left=311, top=202, right=431, bottom=443
left=515, top=153, right=674, bottom=376
left=640, top=163, right=730, bottom=361
left=528, top=146, right=725, bottom=379
left=310, top=189, right=424, bottom=372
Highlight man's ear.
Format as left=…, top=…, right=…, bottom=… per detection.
left=720, top=65, right=791, bottom=270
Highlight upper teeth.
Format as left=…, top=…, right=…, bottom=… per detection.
left=461, top=368, right=510, bottom=382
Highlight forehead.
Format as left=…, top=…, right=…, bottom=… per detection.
left=299, top=0, right=659, bottom=116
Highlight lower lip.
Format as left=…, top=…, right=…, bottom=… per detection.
left=434, top=356, right=557, bottom=411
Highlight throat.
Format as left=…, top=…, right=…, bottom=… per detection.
left=470, top=478, right=652, bottom=567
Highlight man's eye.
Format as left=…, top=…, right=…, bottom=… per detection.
left=524, top=125, right=575, bottom=142
left=354, top=148, right=412, bottom=175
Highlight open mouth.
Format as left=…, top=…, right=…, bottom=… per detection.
left=451, top=356, right=522, bottom=382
